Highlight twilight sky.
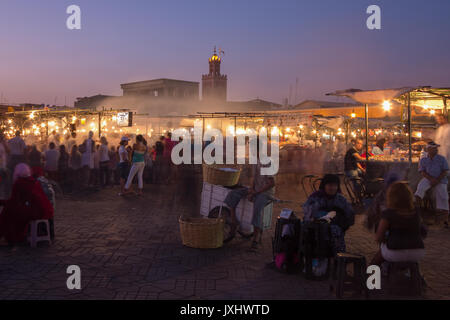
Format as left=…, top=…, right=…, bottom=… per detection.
left=0, top=0, right=449, bottom=106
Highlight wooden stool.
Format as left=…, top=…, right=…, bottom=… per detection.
left=333, top=252, right=368, bottom=299
left=28, top=220, right=52, bottom=248
left=387, top=262, right=423, bottom=296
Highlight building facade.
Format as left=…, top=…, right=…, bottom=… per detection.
left=120, top=78, right=199, bottom=100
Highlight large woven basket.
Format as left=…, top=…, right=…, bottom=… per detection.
left=179, top=216, right=224, bottom=249
left=202, top=164, right=241, bottom=186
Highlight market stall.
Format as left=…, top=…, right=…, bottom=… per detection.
left=326, top=86, right=450, bottom=186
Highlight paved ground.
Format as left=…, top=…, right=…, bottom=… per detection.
left=0, top=171, right=449, bottom=300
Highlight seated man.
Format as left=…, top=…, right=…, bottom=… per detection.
left=344, top=138, right=366, bottom=197
left=415, top=141, right=449, bottom=225
left=224, top=162, right=275, bottom=250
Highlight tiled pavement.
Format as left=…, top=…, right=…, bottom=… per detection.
left=0, top=174, right=449, bottom=300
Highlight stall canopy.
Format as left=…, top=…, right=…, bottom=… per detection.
left=326, top=87, right=419, bottom=104
left=325, top=86, right=450, bottom=165
left=326, top=86, right=450, bottom=110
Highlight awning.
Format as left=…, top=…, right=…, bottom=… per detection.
left=326, top=87, right=422, bottom=104
left=326, top=86, right=450, bottom=109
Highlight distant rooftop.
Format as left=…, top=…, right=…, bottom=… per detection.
left=293, top=99, right=360, bottom=109
left=121, top=78, right=199, bottom=87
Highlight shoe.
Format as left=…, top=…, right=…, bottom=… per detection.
left=250, top=240, right=259, bottom=250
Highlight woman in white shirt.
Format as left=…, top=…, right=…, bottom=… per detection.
left=99, top=136, right=110, bottom=187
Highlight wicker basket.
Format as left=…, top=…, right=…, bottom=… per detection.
left=179, top=216, right=224, bottom=249
left=202, top=164, right=241, bottom=186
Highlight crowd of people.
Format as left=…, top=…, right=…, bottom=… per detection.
left=0, top=129, right=180, bottom=246
left=0, top=130, right=179, bottom=198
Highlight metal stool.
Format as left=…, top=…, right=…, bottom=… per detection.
left=333, top=252, right=368, bottom=299
left=387, top=262, right=423, bottom=296
left=28, top=220, right=52, bottom=248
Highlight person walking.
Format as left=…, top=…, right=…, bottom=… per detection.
left=117, top=136, right=130, bottom=195
left=123, top=135, right=147, bottom=196
left=44, top=142, right=59, bottom=181
left=8, top=131, right=26, bottom=172
left=66, top=132, right=77, bottom=154
left=98, top=136, right=110, bottom=187
left=58, top=145, right=70, bottom=190
left=109, top=145, right=119, bottom=185
left=80, top=131, right=95, bottom=187
left=69, top=145, right=82, bottom=192
left=153, top=136, right=165, bottom=184
left=28, top=145, right=43, bottom=171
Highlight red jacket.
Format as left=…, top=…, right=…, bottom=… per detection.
left=0, top=176, right=54, bottom=243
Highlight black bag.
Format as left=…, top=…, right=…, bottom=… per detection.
left=272, top=215, right=302, bottom=274
left=272, top=215, right=301, bottom=257
left=299, top=220, right=333, bottom=280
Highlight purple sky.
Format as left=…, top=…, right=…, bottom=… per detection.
left=0, top=0, right=449, bottom=106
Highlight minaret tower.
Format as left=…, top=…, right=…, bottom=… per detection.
left=202, top=47, right=227, bottom=102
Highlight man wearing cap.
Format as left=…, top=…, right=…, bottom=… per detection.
left=118, top=136, right=130, bottom=196
left=415, top=141, right=449, bottom=225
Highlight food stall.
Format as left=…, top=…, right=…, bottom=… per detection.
left=326, top=86, right=450, bottom=189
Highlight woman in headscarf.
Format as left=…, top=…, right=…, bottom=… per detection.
left=302, top=174, right=355, bottom=254
left=0, top=163, right=54, bottom=244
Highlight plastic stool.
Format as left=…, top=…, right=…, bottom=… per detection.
left=334, top=252, right=368, bottom=299
left=387, top=262, right=423, bottom=296
left=28, top=220, right=52, bottom=248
